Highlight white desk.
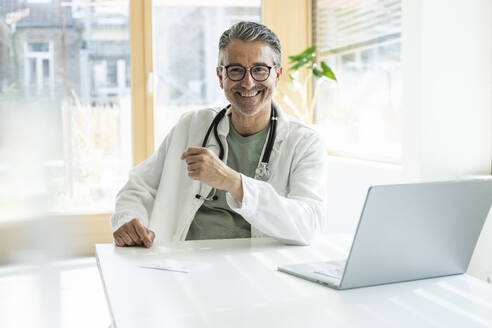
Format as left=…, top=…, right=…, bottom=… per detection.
left=96, top=236, right=492, bottom=328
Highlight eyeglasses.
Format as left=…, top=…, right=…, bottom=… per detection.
left=218, top=64, right=276, bottom=82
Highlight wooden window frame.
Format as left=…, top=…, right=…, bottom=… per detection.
left=263, top=0, right=313, bottom=121
left=131, top=0, right=155, bottom=165
left=0, top=0, right=155, bottom=261
left=57, top=0, right=156, bottom=256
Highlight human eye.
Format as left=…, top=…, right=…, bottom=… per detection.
left=226, top=65, right=245, bottom=80
left=252, top=66, right=269, bottom=74
left=227, top=66, right=244, bottom=74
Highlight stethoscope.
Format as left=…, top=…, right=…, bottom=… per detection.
left=195, top=104, right=278, bottom=201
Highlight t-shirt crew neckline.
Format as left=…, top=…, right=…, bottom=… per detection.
left=228, top=119, right=270, bottom=145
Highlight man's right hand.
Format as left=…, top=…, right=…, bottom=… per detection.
left=113, top=218, right=155, bottom=248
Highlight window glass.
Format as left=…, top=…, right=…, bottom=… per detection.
left=313, top=0, right=402, bottom=162
left=152, top=1, right=262, bottom=147
left=0, top=0, right=132, bottom=218
left=42, top=58, right=49, bottom=80
left=28, top=41, right=49, bottom=52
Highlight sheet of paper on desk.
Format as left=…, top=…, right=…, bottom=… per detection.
left=140, top=260, right=212, bottom=273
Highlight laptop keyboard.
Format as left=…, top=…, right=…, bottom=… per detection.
left=313, top=260, right=346, bottom=279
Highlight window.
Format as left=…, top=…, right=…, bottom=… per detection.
left=28, top=42, right=49, bottom=52
left=0, top=0, right=267, bottom=221
left=0, top=0, right=132, bottom=218
left=23, top=41, right=53, bottom=96
left=152, top=1, right=262, bottom=147
left=313, top=0, right=402, bottom=162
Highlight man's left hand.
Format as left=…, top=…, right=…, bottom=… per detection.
left=181, top=147, right=243, bottom=201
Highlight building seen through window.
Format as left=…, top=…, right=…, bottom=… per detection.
left=0, top=0, right=262, bottom=216
left=0, top=0, right=132, bottom=215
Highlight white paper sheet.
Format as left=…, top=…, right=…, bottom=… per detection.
left=140, top=259, right=212, bottom=273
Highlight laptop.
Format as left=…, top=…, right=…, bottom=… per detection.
left=278, top=179, right=492, bottom=290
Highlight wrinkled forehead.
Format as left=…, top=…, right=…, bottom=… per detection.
left=219, top=40, right=276, bottom=66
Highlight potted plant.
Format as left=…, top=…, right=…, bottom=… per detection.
left=277, top=45, right=337, bottom=123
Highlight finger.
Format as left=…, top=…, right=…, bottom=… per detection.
left=114, top=235, right=124, bottom=247
left=187, top=168, right=201, bottom=179
left=115, top=235, right=128, bottom=247
left=182, top=147, right=206, bottom=159
left=186, top=147, right=207, bottom=154
left=187, top=173, right=200, bottom=180
left=187, top=163, right=202, bottom=172
left=119, top=231, right=135, bottom=246
left=185, top=155, right=204, bottom=165
left=133, top=221, right=152, bottom=247
left=113, top=230, right=126, bottom=246
left=146, top=229, right=156, bottom=247
left=126, top=225, right=143, bottom=246
left=127, top=219, right=145, bottom=246
left=124, top=220, right=143, bottom=245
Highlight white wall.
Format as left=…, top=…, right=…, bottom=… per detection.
left=402, top=0, right=492, bottom=281
left=402, top=0, right=492, bottom=181
left=469, top=203, right=492, bottom=282
left=325, top=157, right=403, bottom=234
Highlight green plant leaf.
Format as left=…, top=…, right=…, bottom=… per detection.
left=288, top=45, right=317, bottom=62
left=320, top=61, right=337, bottom=81
left=290, top=55, right=315, bottom=70
left=311, top=67, right=324, bottom=78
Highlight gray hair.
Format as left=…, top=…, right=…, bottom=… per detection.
left=218, top=21, right=281, bottom=66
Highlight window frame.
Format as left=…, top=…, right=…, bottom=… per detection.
left=23, top=40, right=54, bottom=95
left=72, top=0, right=155, bottom=249
left=263, top=0, right=313, bottom=121
left=0, top=1, right=154, bottom=260
left=131, top=0, right=155, bottom=166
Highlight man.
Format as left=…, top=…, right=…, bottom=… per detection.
left=111, top=21, right=326, bottom=248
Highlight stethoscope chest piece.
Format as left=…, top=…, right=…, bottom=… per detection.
left=255, top=162, right=271, bottom=181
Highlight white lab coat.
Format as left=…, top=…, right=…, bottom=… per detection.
left=110, top=104, right=327, bottom=245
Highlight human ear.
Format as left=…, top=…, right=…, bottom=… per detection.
left=275, top=66, right=283, bottom=85
left=216, top=67, right=224, bottom=89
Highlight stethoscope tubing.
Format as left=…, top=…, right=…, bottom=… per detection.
left=201, top=106, right=228, bottom=160
left=195, top=104, right=277, bottom=201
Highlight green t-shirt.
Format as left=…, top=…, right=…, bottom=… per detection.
left=185, top=119, right=269, bottom=240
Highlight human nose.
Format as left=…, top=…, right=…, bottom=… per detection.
left=240, top=68, right=256, bottom=89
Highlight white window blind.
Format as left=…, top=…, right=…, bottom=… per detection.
left=314, top=0, right=401, bottom=55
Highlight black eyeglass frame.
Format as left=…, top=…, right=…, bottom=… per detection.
left=217, top=64, right=278, bottom=82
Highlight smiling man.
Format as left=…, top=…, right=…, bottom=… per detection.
left=111, top=21, right=327, bottom=248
